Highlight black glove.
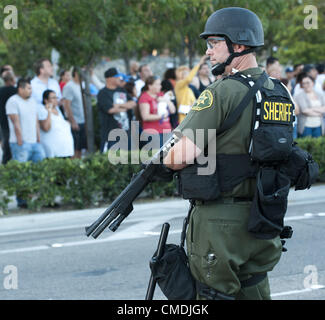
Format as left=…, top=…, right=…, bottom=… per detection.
left=144, top=163, right=175, bottom=182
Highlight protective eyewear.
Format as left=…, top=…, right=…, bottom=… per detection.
left=206, top=37, right=225, bottom=49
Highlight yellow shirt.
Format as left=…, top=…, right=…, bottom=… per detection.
left=175, top=64, right=200, bottom=123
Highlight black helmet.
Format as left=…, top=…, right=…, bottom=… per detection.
left=200, top=7, right=264, bottom=47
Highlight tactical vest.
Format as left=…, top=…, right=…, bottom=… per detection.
left=218, top=72, right=295, bottom=192
left=176, top=72, right=298, bottom=239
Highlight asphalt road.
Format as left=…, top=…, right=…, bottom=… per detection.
left=0, top=185, right=324, bottom=300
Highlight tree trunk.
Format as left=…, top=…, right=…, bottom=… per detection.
left=79, top=67, right=95, bottom=153
left=123, top=54, right=130, bottom=74
left=188, top=38, right=195, bottom=69
left=178, top=39, right=187, bottom=66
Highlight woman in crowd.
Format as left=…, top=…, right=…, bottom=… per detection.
left=138, top=76, right=176, bottom=149
left=39, top=89, right=74, bottom=157
left=175, top=55, right=207, bottom=123
left=295, top=75, right=325, bottom=138
left=59, top=69, right=71, bottom=92
left=191, top=62, right=214, bottom=95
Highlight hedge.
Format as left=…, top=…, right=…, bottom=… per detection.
left=0, top=136, right=324, bottom=214
left=0, top=151, right=176, bottom=214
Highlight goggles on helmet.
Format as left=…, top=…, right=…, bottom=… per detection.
left=206, top=37, right=225, bottom=50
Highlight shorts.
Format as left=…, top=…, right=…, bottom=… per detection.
left=71, top=123, right=87, bottom=151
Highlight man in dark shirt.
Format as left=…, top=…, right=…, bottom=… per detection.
left=0, top=71, right=17, bottom=163
left=97, top=68, right=136, bottom=152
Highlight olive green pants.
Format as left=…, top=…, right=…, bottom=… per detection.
left=186, top=199, right=282, bottom=300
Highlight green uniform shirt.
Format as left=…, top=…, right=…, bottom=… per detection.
left=175, top=67, right=274, bottom=198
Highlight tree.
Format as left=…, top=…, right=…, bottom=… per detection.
left=275, top=0, right=325, bottom=64
left=45, top=0, right=123, bottom=152
left=0, top=0, right=54, bottom=75
left=1, top=0, right=322, bottom=153
left=135, top=0, right=212, bottom=67
left=0, top=0, right=138, bottom=152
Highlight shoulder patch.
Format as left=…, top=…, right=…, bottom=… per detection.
left=191, top=90, right=213, bottom=111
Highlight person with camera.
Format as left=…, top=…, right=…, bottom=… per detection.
left=39, top=89, right=74, bottom=158
left=138, top=76, right=176, bottom=149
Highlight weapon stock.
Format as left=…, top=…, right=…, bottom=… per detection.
left=85, top=134, right=179, bottom=238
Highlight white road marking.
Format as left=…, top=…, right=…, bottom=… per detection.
left=0, top=224, right=87, bottom=237
left=271, top=285, right=325, bottom=297
left=0, top=216, right=182, bottom=254
left=0, top=245, right=49, bottom=254
left=0, top=212, right=324, bottom=255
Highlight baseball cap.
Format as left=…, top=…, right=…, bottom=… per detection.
left=104, top=67, right=123, bottom=79
left=121, top=73, right=132, bottom=83
left=285, top=67, right=293, bottom=73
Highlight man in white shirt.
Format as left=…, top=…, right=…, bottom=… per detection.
left=6, top=78, right=45, bottom=163
left=135, top=64, right=153, bottom=97
left=6, top=78, right=45, bottom=208
left=31, top=58, right=62, bottom=106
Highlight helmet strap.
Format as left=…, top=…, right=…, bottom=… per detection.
left=211, top=41, right=256, bottom=76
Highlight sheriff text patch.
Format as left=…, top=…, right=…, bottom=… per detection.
left=261, top=100, right=293, bottom=124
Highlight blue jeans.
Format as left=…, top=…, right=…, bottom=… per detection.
left=9, top=143, right=45, bottom=207
left=301, top=126, right=322, bottom=138
left=10, top=142, right=46, bottom=163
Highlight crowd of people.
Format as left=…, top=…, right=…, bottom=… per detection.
left=265, top=58, right=325, bottom=139
left=0, top=56, right=324, bottom=176
left=0, top=59, right=84, bottom=168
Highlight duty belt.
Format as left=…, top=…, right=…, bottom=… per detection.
left=194, top=197, right=253, bottom=205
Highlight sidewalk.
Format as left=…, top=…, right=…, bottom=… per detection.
left=287, top=183, right=325, bottom=205
left=0, top=183, right=324, bottom=235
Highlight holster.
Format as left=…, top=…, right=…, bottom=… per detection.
left=248, top=167, right=291, bottom=239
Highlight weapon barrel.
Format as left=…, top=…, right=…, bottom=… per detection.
left=85, top=169, right=148, bottom=237
left=85, top=205, right=115, bottom=237
left=85, top=133, right=180, bottom=238
left=90, top=211, right=119, bottom=239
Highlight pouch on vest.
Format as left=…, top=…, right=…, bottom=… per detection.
left=250, top=80, right=294, bottom=163
left=248, top=167, right=291, bottom=239
left=175, top=163, right=221, bottom=201
left=279, top=143, right=319, bottom=190
left=251, top=125, right=293, bottom=162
